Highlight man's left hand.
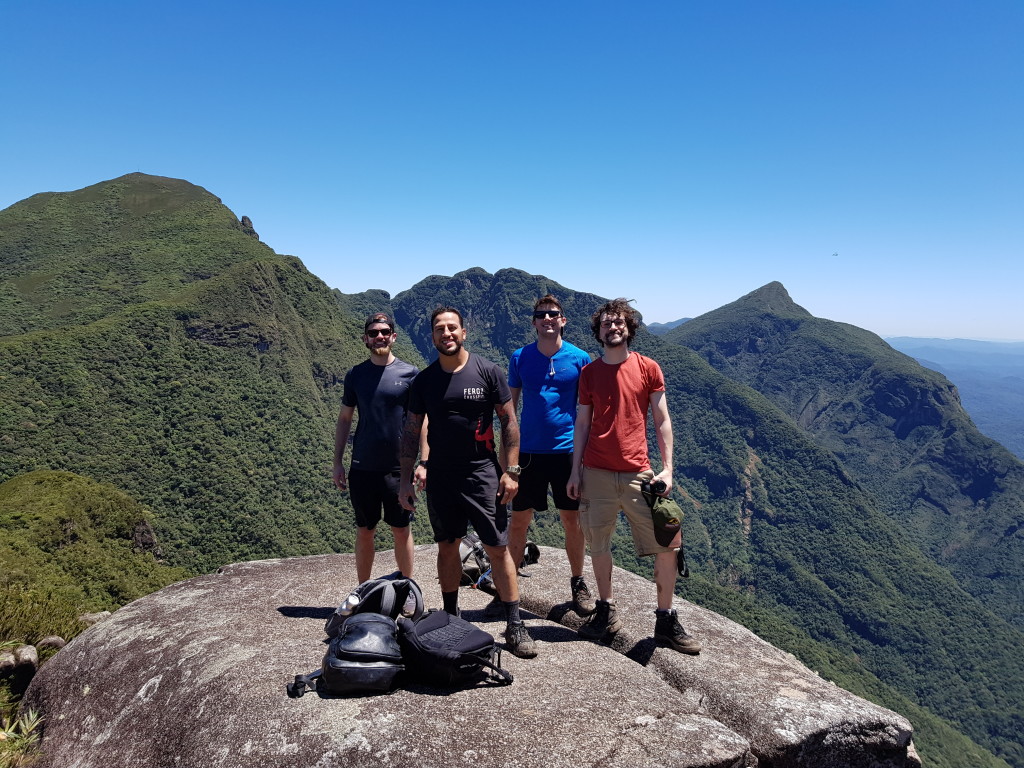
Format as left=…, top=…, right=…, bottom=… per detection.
left=498, top=473, right=519, bottom=505
left=653, top=470, right=672, bottom=496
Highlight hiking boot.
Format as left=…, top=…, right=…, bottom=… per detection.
left=570, top=577, right=596, bottom=616
left=578, top=599, right=622, bottom=640
left=504, top=621, right=538, bottom=658
left=654, top=609, right=702, bottom=655
left=483, top=595, right=505, bottom=619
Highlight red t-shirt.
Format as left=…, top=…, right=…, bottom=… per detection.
left=578, top=352, right=665, bottom=472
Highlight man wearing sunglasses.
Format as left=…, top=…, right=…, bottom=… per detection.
left=494, top=294, right=596, bottom=617
left=333, top=313, right=418, bottom=582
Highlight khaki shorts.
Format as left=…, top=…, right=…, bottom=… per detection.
left=579, top=466, right=674, bottom=557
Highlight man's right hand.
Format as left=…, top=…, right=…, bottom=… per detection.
left=566, top=468, right=581, bottom=500
left=332, top=463, right=347, bottom=491
left=399, top=479, right=418, bottom=511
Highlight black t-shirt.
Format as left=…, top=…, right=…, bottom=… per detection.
left=408, top=353, right=511, bottom=467
left=341, top=358, right=419, bottom=472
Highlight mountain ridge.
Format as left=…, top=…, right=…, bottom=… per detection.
left=663, top=282, right=1024, bottom=631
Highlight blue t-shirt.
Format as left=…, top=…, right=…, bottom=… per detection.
left=508, top=341, right=591, bottom=453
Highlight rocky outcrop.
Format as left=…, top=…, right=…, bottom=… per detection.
left=239, top=215, right=259, bottom=239
left=22, top=546, right=916, bottom=768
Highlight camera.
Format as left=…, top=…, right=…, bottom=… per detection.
left=642, top=479, right=667, bottom=496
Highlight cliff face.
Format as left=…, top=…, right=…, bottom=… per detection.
left=23, top=546, right=917, bottom=768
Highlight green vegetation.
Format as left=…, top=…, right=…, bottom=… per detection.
left=2, top=177, right=1022, bottom=766
left=0, top=698, right=42, bottom=768
left=0, top=471, right=187, bottom=639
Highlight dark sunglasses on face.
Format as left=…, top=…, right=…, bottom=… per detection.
left=365, top=328, right=394, bottom=338
left=533, top=311, right=562, bottom=320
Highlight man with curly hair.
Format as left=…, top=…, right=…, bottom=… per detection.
left=567, top=298, right=701, bottom=654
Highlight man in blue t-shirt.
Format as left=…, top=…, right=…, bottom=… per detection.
left=333, top=313, right=418, bottom=582
left=504, top=294, right=596, bottom=616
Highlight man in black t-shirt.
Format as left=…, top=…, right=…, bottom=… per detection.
left=333, top=313, right=418, bottom=582
left=399, top=307, right=538, bottom=659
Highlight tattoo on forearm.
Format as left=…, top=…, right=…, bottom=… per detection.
left=498, top=406, right=520, bottom=452
left=400, top=414, right=424, bottom=459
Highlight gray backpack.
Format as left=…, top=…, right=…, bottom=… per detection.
left=324, top=573, right=425, bottom=638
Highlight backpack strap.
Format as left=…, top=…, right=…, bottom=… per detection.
left=286, top=669, right=322, bottom=698
left=479, top=648, right=514, bottom=685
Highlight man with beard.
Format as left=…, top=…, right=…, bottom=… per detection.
left=398, top=307, right=537, bottom=658
left=567, top=298, right=701, bottom=654
left=333, top=313, right=418, bottom=582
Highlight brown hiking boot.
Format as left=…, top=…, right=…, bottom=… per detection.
left=578, top=599, right=622, bottom=640
left=570, top=576, right=596, bottom=616
left=654, top=609, right=701, bottom=654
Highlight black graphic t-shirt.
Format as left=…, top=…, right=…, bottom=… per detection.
left=408, top=353, right=511, bottom=467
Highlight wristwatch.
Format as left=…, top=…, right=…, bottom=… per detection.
left=505, top=464, right=522, bottom=477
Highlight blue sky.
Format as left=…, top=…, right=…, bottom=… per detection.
left=2, top=1, right=1021, bottom=340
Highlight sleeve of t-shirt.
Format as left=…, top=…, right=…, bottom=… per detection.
left=508, top=350, right=522, bottom=389
left=578, top=366, right=594, bottom=406
left=407, top=372, right=426, bottom=415
left=489, top=361, right=512, bottom=405
left=645, top=357, right=666, bottom=393
left=341, top=367, right=357, bottom=408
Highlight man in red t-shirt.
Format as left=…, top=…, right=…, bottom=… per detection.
left=567, top=298, right=701, bottom=654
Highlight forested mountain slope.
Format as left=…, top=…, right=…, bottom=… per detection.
left=0, top=470, right=187, bottom=642
left=886, top=337, right=1024, bottom=460
left=0, top=174, right=425, bottom=573
left=663, top=282, right=1024, bottom=631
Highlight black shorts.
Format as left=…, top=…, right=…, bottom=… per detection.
left=511, top=452, right=579, bottom=513
left=349, top=468, right=412, bottom=530
left=426, top=460, right=509, bottom=547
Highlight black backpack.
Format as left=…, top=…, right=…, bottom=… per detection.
left=288, top=612, right=404, bottom=697
left=324, top=573, right=425, bottom=638
left=459, top=532, right=540, bottom=590
left=397, top=610, right=513, bottom=688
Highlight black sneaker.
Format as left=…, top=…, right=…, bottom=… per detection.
left=483, top=595, right=505, bottom=619
left=570, top=577, right=596, bottom=616
left=505, top=621, right=538, bottom=658
left=578, top=599, right=622, bottom=640
left=654, top=609, right=702, bottom=655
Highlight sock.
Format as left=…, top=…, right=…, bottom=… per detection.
left=503, top=599, right=522, bottom=624
left=442, top=590, right=459, bottom=616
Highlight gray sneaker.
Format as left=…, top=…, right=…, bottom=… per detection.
left=654, top=609, right=702, bottom=655
left=505, top=621, right=538, bottom=658
left=571, top=577, right=596, bottom=616
left=578, top=599, right=622, bottom=640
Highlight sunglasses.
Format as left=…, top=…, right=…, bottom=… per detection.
left=365, top=328, right=394, bottom=338
left=532, top=311, right=562, bottom=320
